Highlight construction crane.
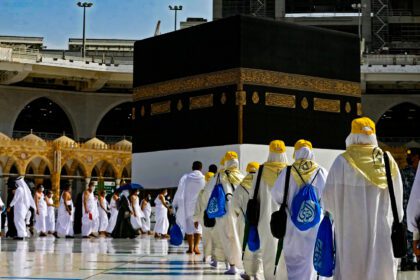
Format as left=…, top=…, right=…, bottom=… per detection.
left=154, top=20, right=161, bottom=36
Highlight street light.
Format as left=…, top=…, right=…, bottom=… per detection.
left=169, top=5, right=183, bottom=31
left=351, top=3, right=363, bottom=41
left=77, top=2, right=93, bottom=59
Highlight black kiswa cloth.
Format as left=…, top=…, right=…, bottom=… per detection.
left=112, top=195, right=137, bottom=239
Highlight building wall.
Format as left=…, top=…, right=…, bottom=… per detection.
left=0, top=85, right=131, bottom=140
left=362, top=93, right=420, bottom=122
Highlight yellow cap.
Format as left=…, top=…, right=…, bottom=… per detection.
left=205, top=172, right=215, bottom=182
left=294, top=139, right=313, bottom=151
left=269, top=140, right=286, bottom=154
left=351, top=117, right=376, bottom=135
left=246, top=162, right=260, bottom=173
left=224, top=151, right=238, bottom=161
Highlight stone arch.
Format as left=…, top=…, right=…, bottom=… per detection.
left=122, top=161, right=132, bottom=179
left=12, top=96, right=77, bottom=137
left=23, top=156, right=53, bottom=176
left=95, top=101, right=133, bottom=137
left=4, top=156, right=23, bottom=176
left=90, top=159, right=118, bottom=179
left=363, top=95, right=420, bottom=123
left=376, top=102, right=420, bottom=140
left=66, top=159, right=88, bottom=178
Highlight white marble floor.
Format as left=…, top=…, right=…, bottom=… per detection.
left=0, top=236, right=418, bottom=280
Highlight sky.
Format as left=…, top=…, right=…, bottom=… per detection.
left=0, top=0, right=213, bottom=49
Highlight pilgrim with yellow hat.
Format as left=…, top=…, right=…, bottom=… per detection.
left=232, top=162, right=263, bottom=280
left=272, top=139, right=328, bottom=280
left=193, top=170, right=217, bottom=262
left=207, top=151, right=245, bottom=275
left=323, top=117, right=403, bottom=280
left=236, top=140, right=289, bottom=280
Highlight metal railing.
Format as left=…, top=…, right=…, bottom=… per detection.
left=363, top=54, right=420, bottom=65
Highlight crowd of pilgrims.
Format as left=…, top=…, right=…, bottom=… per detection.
left=0, top=179, right=174, bottom=240
left=0, top=116, right=420, bottom=280
left=165, top=117, right=420, bottom=280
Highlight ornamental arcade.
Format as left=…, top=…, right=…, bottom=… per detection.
left=0, top=132, right=132, bottom=205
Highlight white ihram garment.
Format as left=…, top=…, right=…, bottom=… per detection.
left=183, top=170, right=205, bottom=235
left=98, top=198, right=109, bottom=232
left=173, top=174, right=188, bottom=232
left=271, top=163, right=328, bottom=280
left=407, top=164, right=420, bottom=239
left=232, top=174, right=263, bottom=278
left=11, top=178, right=36, bottom=238
left=130, top=196, right=144, bottom=230
left=211, top=167, right=244, bottom=268
left=56, top=192, right=74, bottom=237
left=46, top=197, right=55, bottom=232
left=35, top=193, right=47, bottom=234
left=154, top=197, right=169, bottom=235
left=194, top=188, right=212, bottom=257
left=82, top=191, right=98, bottom=236
left=0, top=197, right=4, bottom=232
left=323, top=154, right=403, bottom=280
left=141, top=199, right=152, bottom=232
left=106, top=196, right=119, bottom=233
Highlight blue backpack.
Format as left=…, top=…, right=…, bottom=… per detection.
left=313, top=214, right=335, bottom=277
left=206, top=175, right=227, bottom=219
left=169, top=223, right=184, bottom=246
left=247, top=224, right=260, bottom=252
left=291, top=168, right=321, bottom=231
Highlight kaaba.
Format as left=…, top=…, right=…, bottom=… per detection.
left=132, top=15, right=361, bottom=188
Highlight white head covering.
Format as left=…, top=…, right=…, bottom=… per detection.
left=267, top=151, right=288, bottom=163
left=294, top=147, right=314, bottom=161
left=15, top=177, right=36, bottom=209
left=225, top=159, right=239, bottom=169
left=345, top=133, right=378, bottom=147
left=346, top=117, right=379, bottom=147
left=121, top=190, right=130, bottom=198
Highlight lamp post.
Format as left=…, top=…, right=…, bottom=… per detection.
left=169, top=5, right=183, bottom=31
left=77, top=2, right=93, bottom=59
left=351, top=3, right=363, bottom=41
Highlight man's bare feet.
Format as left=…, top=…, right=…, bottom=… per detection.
left=194, top=248, right=201, bottom=255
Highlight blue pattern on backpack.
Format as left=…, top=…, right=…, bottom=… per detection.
left=291, top=182, right=321, bottom=231
left=313, top=215, right=335, bottom=277
left=247, top=224, right=260, bottom=252
left=206, top=182, right=226, bottom=219
left=169, top=224, right=184, bottom=246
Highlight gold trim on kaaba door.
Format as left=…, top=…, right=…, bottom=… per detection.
left=313, top=98, right=341, bottom=113
left=189, top=94, right=214, bottom=110
left=133, top=68, right=361, bottom=101
left=265, top=92, right=296, bottom=108
left=150, top=100, right=171, bottom=115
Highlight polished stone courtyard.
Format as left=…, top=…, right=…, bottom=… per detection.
left=0, top=236, right=418, bottom=280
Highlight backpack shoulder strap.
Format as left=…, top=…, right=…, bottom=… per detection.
left=252, top=165, right=264, bottom=200
left=292, top=165, right=306, bottom=185
left=282, top=166, right=292, bottom=206
left=310, top=168, right=321, bottom=185
left=240, top=185, right=250, bottom=195
left=384, top=152, right=400, bottom=222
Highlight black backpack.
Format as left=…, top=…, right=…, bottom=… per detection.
left=270, top=166, right=291, bottom=239
left=246, top=165, right=264, bottom=226
left=203, top=210, right=216, bottom=228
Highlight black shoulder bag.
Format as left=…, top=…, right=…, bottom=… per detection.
left=270, top=166, right=291, bottom=239
left=246, top=165, right=265, bottom=226
left=384, top=152, right=407, bottom=258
